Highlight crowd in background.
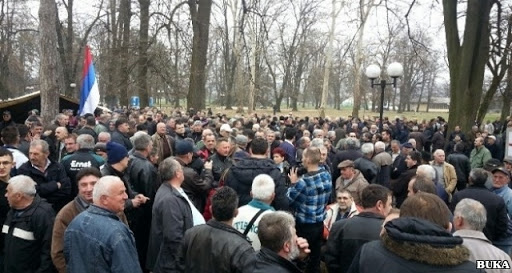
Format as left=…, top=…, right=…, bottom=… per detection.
left=0, top=106, right=509, bottom=273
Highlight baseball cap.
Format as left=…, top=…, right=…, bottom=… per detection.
left=220, top=124, right=233, bottom=132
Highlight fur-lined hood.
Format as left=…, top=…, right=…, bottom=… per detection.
left=382, top=217, right=470, bottom=266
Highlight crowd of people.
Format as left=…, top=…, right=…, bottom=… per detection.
left=0, top=107, right=510, bottom=273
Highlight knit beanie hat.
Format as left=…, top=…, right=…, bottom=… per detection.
left=107, top=141, right=128, bottom=164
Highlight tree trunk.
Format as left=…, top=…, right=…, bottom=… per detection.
left=501, top=84, right=512, bottom=124
left=443, top=0, right=492, bottom=134
left=187, top=0, right=213, bottom=111
left=118, top=0, right=131, bottom=107
left=320, top=0, right=339, bottom=118
left=137, top=0, right=150, bottom=107
left=501, top=59, right=512, bottom=123
left=39, top=0, right=61, bottom=125
left=351, top=0, right=374, bottom=118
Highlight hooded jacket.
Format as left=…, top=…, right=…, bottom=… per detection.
left=225, top=157, right=289, bottom=210
left=347, top=217, right=485, bottom=273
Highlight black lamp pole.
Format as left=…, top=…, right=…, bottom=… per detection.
left=369, top=77, right=399, bottom=132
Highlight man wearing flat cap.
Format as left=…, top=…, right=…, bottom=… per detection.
left=491, top=166, right=512, bottom=255
left=174, top=140, right=213, bottom=214
left=391, top=142, right=414, bottom=179
left=335, top=160, right=369, bottom=206
left=491, top=167, right=512, bottom=218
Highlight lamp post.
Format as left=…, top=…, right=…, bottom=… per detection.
left=365, top=62, right=403, bottom=131
left=157, top=90, right=163, bottom=109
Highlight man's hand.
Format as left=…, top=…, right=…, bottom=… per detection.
left=131, top=194, right=149, bottom=208
left=296, top=237, right=311, bottom=260
left=56, top=182, right=61, bottom=189
left=288, top=167, right=299, bottom=184
left=204, top=160, right=213, bottom=170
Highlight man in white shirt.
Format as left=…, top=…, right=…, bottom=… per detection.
left=232, top=174, right=275, bottom=250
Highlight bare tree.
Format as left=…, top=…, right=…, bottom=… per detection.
left=187, top=0, right=213, bottom=111
left=137, top=0, right=150, bottom=107
left=351, top=0, right=377, bottom=118
left=444, top=0, right=495, bottom=133
left=39, top=0, right=61, bottom=124
left=319, top=0, right=343, bottom=117
left=476, top=10, right=512, bottom=125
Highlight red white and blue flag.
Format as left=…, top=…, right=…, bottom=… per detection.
left=79, top=45, right=100, bottom=116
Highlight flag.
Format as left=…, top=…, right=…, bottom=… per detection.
left=79, top=45, right=100, bottom=116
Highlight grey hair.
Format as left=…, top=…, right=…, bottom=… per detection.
left=374, top=141, right=385, bottom=151
left=56, top=113, right=67, bottom=121
left=310, top=138, right=324, bottom=148
left=159, top=157, right=182, bottom=181
left=8, top=175, right=36, bottom=197
left=77, top=134, right=95, bottom=149
left=433, top=149, right=445, bottom=156
left=132, top=131, right=152, bottom=151
left=98, top=132, right=111, bottom=142
left=251, top=174, right=275, bottom=201
left=313, top=129, right=323, bottom=138
left=345, top=138, right=358, bottom=149
left=454, top=198, right=487, bottom=231
left=391, top=140, right=400, bottom=146
left=361, top=143, right=374, bottom=155
left=327, top=131, right=335, bottom=138
left=258, top=211, right=296, bottom=252
left=30, top=139, right=50, bottom=154
left=469, top=168, right=488, bottom=186
left=417, top=164, right=436, bottom=181
left=92, top=175, right=123, bottom=203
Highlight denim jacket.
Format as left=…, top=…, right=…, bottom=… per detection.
left=64, top=205, right=142, bottom=273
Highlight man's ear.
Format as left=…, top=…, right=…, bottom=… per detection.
left=283, top=240, right=291, bottom=254
left=446, top=221, right=453, bottom=233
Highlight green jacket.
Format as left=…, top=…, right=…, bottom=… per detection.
left=470, top=146, right=492, bottom=169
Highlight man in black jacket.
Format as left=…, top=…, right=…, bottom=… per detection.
left=126, top=132, right=158, bottom=272
left=447, top=142, right=471, bottom=191
left=61, top=134, right=104, bottom=196
left=325, top=184, right=392, bottom=273
left=75, top=115, right=98, bottom=142
left=210, top=137, right=232, bottom=185
left=225, top=137, right=289, bottom=210
left=450, top=168, right=508, bottom=244
left=17, top=139, right=71, bottom=212
left=179, top=187, right=255, bottom=273
left=101, top=141, right=147, bottom=218
left=111, top=117, right=133, bottom=150
left=174, top=140, right=213, bottom=213
left=254, top=211, right=310, bottom=273
left=4, top=175, right=56, bottom=273
left=147, top=157, right=197, bottom=273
